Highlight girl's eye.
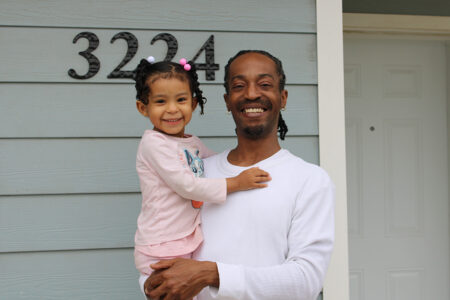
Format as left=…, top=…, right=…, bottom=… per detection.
left=178, top=97, right=187, bottom=103
left=155, top=99, right=165, bottom=104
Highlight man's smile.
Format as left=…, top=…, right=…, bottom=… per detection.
left=237, top=99, right=272, bottom=118
left=241, top=107, right=267, bottom=117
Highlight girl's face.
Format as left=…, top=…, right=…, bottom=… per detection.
left=136, top=77, right=197, bottom=137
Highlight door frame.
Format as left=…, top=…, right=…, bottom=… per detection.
left=330, top=12, right=450, bottom=300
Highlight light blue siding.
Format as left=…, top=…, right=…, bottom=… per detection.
left=0, top=84, right=318, bottom=137
left=0, top=28, right=317, bottom=84
left=0, top=0, right=319, bottom=298
left=0, top=249, right=141, bottom=300
left=0, top=0, right=316, bottom=32
left=0, top=137, right=318, bottom=196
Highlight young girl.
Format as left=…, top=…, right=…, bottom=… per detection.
left=133, top=56, right=270, bottom=292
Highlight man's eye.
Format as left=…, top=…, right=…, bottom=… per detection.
left=232, top=84, right=244, bottom=89
left=260, top=82, right=273, bottom=87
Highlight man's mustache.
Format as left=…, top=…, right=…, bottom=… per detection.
left=236, top=98, right=273, bottom=111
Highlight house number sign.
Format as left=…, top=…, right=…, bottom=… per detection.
left=68, top=32, right=219, bottom=80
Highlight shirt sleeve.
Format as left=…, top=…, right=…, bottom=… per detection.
left=138, top=133, right=226, bottom=204
left=209, top=172, right=335, bottom=300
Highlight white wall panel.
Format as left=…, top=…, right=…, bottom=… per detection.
left=387, top=269, right=424, bottom=300
left=384, top=119, right=424, bottom=237
left=346, top=118, right=364, bottom=238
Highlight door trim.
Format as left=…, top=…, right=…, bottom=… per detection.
left=343, top=13, right=450, bottom=36
left=341, top=12, right=450, bottom=300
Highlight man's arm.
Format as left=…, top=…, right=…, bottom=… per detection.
left=144, top=170, right=334, bottom=300
left=145, top=259, right=219, bottom=300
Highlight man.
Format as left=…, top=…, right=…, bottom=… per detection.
left=143, top=50, right=335, bottom=300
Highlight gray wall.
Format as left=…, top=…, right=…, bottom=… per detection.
left=0, top=0, right=319, bottom=298
left=343, top=0, right=450, bottom=16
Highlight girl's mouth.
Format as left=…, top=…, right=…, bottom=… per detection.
left=163, top=118, right=182, bottom=123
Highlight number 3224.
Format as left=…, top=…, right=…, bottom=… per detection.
left=68, top=32, right=219, bottom=80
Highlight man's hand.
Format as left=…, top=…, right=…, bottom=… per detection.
left=144, top=258, right=219, bottom=300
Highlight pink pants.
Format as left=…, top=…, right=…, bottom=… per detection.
left=134, top=248, right=192, bottom=275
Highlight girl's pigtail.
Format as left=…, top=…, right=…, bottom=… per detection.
left=134, top=58, right=153, bottom=104
left=187, top=61, right=206, bottom=115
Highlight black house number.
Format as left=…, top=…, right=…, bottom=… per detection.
left=68, top=32, right=219, bottom=80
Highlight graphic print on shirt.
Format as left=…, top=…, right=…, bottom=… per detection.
left=184, top=149, right=204, bottom=209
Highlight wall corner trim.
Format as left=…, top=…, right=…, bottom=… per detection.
left=317, top=1, right=350, bottom=300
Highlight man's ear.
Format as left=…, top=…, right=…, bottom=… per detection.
left=223, top=94, right=231, bottom=112
left=136, top=101, right=148, bottom=117
left=281, top=90, right=288, bottom=110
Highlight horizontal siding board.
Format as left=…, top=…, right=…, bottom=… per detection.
left=0, top=249, right=142, bottom=300
left=0, top=0, right=316, bottom=33
left=0, top=84, right=318, bottom=137
left=0, top=137, right=318, bottom=196
left=0, top=194, right=140, bottom=253
left=0, top=27, right=317, bottom=84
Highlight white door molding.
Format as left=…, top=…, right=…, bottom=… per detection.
left=343, top=12, right=450, bottom=300
left=343, top=13, right=450, bottom=36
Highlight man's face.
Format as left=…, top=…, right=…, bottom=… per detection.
left=224, top=53, right=287, bottom=140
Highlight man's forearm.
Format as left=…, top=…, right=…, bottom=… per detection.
left=145, top=258, right=220, bottom=300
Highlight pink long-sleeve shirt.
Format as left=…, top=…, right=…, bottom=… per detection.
left=134, top=130, right=226, bottom=257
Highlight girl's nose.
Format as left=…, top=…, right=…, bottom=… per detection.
left=166, top=102, right=178, bottom=113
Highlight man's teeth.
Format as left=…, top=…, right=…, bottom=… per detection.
left=244, top=108, right=264, bottom=113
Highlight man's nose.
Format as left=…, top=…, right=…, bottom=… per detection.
left=245, top=83, right=261, bottom=100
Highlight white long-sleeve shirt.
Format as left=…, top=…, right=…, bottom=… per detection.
left=194, top=149, right=335, bottom=300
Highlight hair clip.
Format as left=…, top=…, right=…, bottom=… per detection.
left=146, top=56, right=155, bottom=63
left=179, top=58, right=191, bottom=71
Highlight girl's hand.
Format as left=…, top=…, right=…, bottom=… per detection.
left=226, top=167, right=271, bottom=193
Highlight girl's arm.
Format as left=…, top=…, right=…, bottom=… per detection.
left=139, top=133, right=269, bottom=204
left=226, top=167, right=271, bottom=193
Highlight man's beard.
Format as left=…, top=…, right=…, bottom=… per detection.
left=242, top=125, right=267, bottom=140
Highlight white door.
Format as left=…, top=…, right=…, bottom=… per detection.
left=344, top=37, right=449, bottom=300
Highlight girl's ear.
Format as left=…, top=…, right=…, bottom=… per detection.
left=136, top=101, right=148, bottom=117
left=191, top=97, right=198, bottom=110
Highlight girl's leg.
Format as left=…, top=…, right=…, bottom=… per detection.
left=139, top=273, right=150, bottom=299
